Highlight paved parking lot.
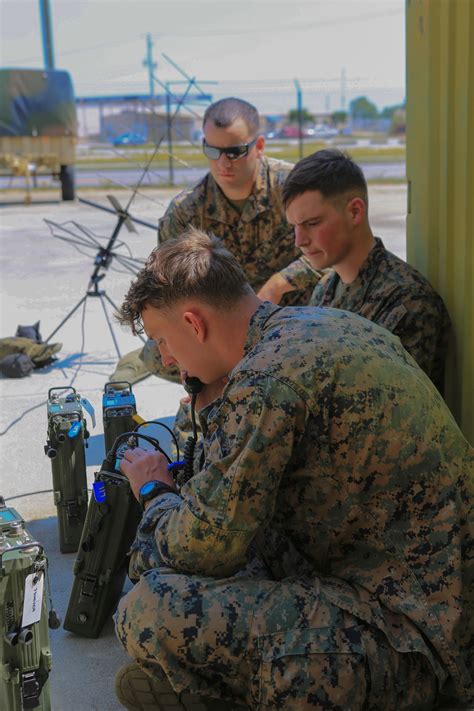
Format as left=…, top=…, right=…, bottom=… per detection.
left=0, top=183, right=407, bottom=710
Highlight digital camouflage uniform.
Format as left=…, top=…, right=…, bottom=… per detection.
left=111, top=156, right=321, bottom=450
left=309, top=237, right=451, bottom=392
left=157, top=156, right=316, bottom=294
left=136, top=155, right=320, bottom=380
left=115, top=303, right=474, bottom=709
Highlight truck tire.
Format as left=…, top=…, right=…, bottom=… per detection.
left=60, top=164, right=75, bottom=200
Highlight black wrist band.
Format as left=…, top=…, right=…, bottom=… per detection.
left=139, top=480, right=178, bottom=508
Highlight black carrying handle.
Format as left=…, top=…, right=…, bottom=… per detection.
left=48, top=386, right=76, bottom=399
left=104, top=381, right=132, bottom=393
left=0, top=542, right=44, bottom=569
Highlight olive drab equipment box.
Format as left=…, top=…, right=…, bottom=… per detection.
left=0, top=499, right=52, bottom=710
left=102, top=382, right=137, bottom=457
left=63, top=465, right=141, bottom=638
left=0, top=68, right=77, bottom=201
left=44, top=387, right=89, bottom=553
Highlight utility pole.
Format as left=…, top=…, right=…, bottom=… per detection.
left=340, top=67, right=347, bottom=111
left=340, top=67, right=352, bottom=133
left=294, top=79, right=303, bottom=160
left=165, top=83, right=174, bottom=186
left=38, top=0, right=55, bottom=69
left=143, top=34, right=157, bottom=99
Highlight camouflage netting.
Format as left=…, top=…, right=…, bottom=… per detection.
left=0, top=68, right=77, bottom=137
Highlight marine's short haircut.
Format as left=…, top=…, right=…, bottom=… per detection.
left=282, top=148, right=368, bottom=208
left=118, top=228, right=252, bottom=335
left=203, top=97, right=260, bottom=135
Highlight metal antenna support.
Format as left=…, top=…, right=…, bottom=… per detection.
left=43, top=66, right=211, bottom=358
left=78, top=195, right=157, bottom=231
left=153, top=53, right=216, bottom=185
left=43, top=195, right=154, bottom=358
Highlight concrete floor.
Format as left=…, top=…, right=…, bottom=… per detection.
left=0, top=183, right=408, bottom=710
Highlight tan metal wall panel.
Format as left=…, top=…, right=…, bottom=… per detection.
left=406, top=0, right=474, bottom=443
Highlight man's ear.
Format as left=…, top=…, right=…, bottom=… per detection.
left=183, top=310, right=207, bottom=343
left=255, top=134, right=265, bottom=158
left=346, top=197, right=366, bottom=226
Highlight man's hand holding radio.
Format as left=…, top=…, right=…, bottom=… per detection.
left=120, top=373, right=228, bottom=503
left=120, top=448, right=176, bottom=501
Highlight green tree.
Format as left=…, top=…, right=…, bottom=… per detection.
left=380, top=101, right=406, bottom=119
left=390, top=107, right=406, bottom=134
left=331, top=110, right=348, bottom=125
left=287, top=107, right=314, bottom=123
left=349, top=96, right=378, bottom=120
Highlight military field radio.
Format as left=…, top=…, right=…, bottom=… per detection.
left=63, top=377, right=203, bottom=638
left=62, top=431, right=167, bottom=638
left=102, top=381, right=138, bottom=456
left=0, top=498, right=60, bottom=711
left=44, top=387, right=91, bottom=553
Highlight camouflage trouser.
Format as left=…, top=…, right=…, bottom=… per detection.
left=115, top=569, right=438, bottom=710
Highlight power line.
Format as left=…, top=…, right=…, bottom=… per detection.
left=5, top=7, right=402, bottom=65
left=145, top=8, right=403, bottom=38
left=5, top=37, right=141, bottom=66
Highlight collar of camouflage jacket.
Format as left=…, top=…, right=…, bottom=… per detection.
left=197, top=301, right=284, bottom=428
left=204, top=157, right=273, bottom=226
left=324, top=236, right=386, bottom=307
left=243, top=301, right=283, bottom=357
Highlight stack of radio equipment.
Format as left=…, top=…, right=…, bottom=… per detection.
left=0, top=497, right=58, bottom=710
left=1, top=380, right=187, bottom=709
left=43, top=382, right=145, bottom=638
left=44, top=387, right=90, bottom=553
left=63, top=381, right=142, bottom=638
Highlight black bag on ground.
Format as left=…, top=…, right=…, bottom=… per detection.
left=15, top=320, right=42, bottom=342
left=0, top=353, right=34, bottom=377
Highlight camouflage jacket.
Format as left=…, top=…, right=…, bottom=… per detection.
left=309, top=237, right=451, bottom=392
left=129, top=302, right=473, bottom=702
left=158, top=156, right=318, bottom=303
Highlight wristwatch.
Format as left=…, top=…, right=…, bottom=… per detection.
left=138, top=480, right=177, bottom=508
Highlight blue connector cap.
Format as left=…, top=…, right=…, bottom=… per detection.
left=68, top=421, right=81, bottom=439
left=168, top=461, right=185, bottom=472
left=93, top=481, right=107, bottom=503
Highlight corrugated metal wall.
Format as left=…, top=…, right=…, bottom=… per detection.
left=406, top=0, right=474, bottom=444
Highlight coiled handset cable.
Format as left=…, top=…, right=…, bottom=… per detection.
left=181, top=377, right=204, bottom=485
left=133, top=420, right=181, bottom=460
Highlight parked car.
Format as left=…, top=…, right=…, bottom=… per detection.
left=279, top=125, right=337, bottom=139
left=279, top=126, right=308, bottom=138
left=312, top=124, right=339, bottom=139
left=112, top=132, right=146, bottom=146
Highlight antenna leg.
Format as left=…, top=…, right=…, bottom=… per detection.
left=102, top=292, right=147, bottom=344
left=44, top=295, right=88, bottom=343
left=98, top=293, right=121, bottom=358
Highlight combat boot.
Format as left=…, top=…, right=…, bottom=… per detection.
left=115, top=662, right=243, bottom=710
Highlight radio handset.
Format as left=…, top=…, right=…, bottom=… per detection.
left=183, top=377, right=204, bottom=396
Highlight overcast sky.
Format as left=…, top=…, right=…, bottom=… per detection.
left=0, top=0, right=405, bottom=114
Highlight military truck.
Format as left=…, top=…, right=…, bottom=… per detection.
left=0, top=68, right=77, bottom=200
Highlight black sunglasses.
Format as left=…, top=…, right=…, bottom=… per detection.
left=202, top=137, right=257, bottom=161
